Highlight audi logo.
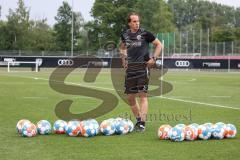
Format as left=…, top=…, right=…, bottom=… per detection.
left=58, top=59, right=74, bottom=66
left=175, top=61, right=190, bottom=67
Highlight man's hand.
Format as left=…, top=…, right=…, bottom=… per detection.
left=122, top=59, right=128, bottom=69
left=147, top=58, right=156, bottom=68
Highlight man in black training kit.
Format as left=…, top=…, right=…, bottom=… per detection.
left=119, top=12, right=162, bottom=132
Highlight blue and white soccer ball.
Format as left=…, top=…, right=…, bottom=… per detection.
left=169, top=127, right=185, bottom=142
left=225, top=124, right=237, bottom=138
left=124, top=119, right=134, bottom=133
left=198, top=124, right=212, bottom=140
left=80, top=119, right=99, bottom=137
left=215, top=122, right=226, bottom=128
left=65, top=120, right=81, bottom=137
left=37, top=120, right=52, bottom=135
left=212, top=124, right=225, bottom=139
left=16, top=119, right=31, bottom=134
left=114, top=118, right=129, bottom=135
left=100, top=119, right=116, bottom=136
left=175, top=124, right=186, bottom=129
left=53, top=120, right=67, bottom=134
left=21, top=123, right=37, bottom=137
left=204, top=122, right=214, bottom=133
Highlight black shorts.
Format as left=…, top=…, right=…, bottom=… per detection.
left=124, top=68, right=149, bottom=94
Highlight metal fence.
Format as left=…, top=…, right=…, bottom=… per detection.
left=158, top=29, right=240, bottom=57
left=1, top=29, right=240, bottom=57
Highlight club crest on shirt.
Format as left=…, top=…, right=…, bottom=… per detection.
left=137, top=35, right=142, bottom=40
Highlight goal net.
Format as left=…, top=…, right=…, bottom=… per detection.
left=5, top=58, right=42, bottom=72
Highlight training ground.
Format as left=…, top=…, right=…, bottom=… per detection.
left=0, top=68, right=239, bottom=160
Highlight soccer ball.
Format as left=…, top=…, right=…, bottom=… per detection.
left=100, top=119, right=115, bottom=136
left=188, top=123, right=199, bottom=139
left=65, top=121, right=81, bottom=137
left=125, top=119, right=134, bottom=133
left=37, top=120, right=52, bottom=135
left=212, top=124, right=225, bottom=139
left=80, top=119, right=99, bottom=137
left=175, top=124, right=186, bottom=129
left=198, top=125, right=212, bottom=140
left=225, top=124, right=237, bottom=138
left=53, top=120, right=67, bottom=134
left=169, top=127, right=185, bottom=142
left=21, top=123, right=37, bottom=137
left=16, top=119, right=31, bottom=134
left=158, top=124, right=172, bottom=140
left=114, top=118, right=129, bottom=135
left=204, top=122, right=214, bottom=133
left=215, top=122, right=226, bottom=127
left=189, top=123, right=199, bottom=129
left=184, top=126, right=197, bottom=141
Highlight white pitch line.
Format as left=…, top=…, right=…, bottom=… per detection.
left=2, top=73, right=240, bottom=111
left=23, top=97, right=48, bottom=99
left=157, top=96, right=240, bottom=110
left=210, top=96, right=232, bottom=98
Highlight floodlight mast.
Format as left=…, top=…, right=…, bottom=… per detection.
left=71, top=0, right=74, bottom=57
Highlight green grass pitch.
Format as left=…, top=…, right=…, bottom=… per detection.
left=0, top=68, right=239, bottom=160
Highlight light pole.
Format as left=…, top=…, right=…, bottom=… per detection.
left=71, top=0, right=74, bottom=57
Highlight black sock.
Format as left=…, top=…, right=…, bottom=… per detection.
left=140, top=121, right=145, bottom=126
left=136, top=117, right=141, bottom=123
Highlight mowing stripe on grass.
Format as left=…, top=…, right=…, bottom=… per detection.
left=2, top=73, right=240, bottom=111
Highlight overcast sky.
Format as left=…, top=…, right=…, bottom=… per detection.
left=0, top=0, right=239, bottom=26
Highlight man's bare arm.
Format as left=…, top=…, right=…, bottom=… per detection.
left=152, top=38, right=162, bottom=58
left=119, top=41, right=127, bottom=68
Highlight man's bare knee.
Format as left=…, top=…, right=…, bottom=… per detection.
left=127, top=94, right=137, bottom=106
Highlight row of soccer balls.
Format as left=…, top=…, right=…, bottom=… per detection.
left=16, top=118, right=134, bottom=137
left=158, top=122, right=237, bottom=142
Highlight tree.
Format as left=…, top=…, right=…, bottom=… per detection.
left=28, top=19, right=56, bottom=51
left=6, top=0, right=30, bottom=50
left=0, top=5, right=2, bottom=19
left=89, top=0, right=137, bottom=50
left=54, top=1, right=84, bottom=51
left=212, top=27, right=235, bottom=42
left=54, top=2, right=72, bottom=51
left=0, top=21, right=11, bottom=49
left=135, top=0, right=175, bottom=33
left=235, top=8, right=240, bottom=27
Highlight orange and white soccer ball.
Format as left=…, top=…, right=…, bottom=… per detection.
left=21, top=123, right=37, bottom=137
left=100, top=119, right=116, bottom=136
left=65, top=120, right=81, bottom=137
left=158, top=125, right=172, bottom=140
left=80, top=119, right=100, bottom=137
left=225, top=124, right=237, bottom=138
left=184, top=126, right=197, bottom=141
